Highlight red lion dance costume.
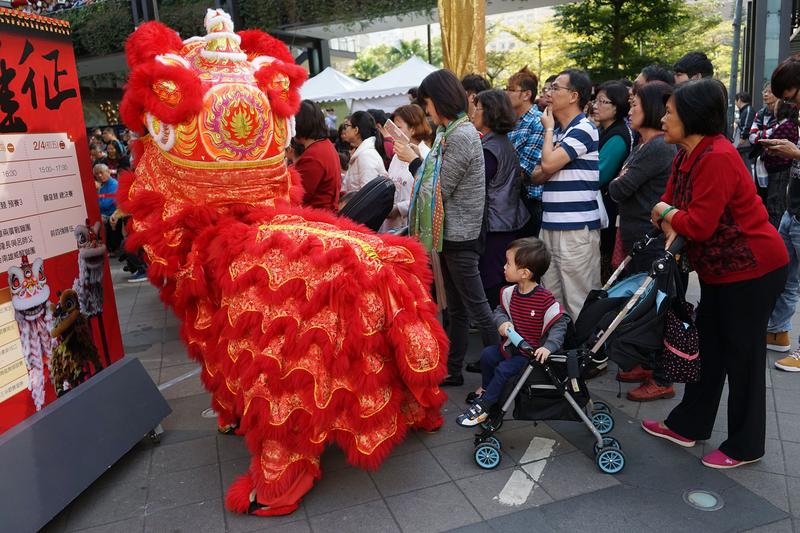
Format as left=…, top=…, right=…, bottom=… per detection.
left=119, top=9, right=447, bottom=516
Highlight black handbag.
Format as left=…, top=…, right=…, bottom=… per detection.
left=656, top=300, right=700, bottom=383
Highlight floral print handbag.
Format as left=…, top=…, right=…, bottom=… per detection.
left=657, top=300, right=700, bottom=383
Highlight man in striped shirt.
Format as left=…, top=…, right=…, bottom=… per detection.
left=533, top=69, right=601, bottom=321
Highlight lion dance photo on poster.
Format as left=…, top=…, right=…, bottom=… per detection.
left=118, top=9, right=449, bottom=516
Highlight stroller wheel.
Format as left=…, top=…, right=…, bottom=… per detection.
left=593, top=436, right=621, bottom=455
left=591, top=411, right=615, bottom=435
left=474, top=443, right=502, bottom=469
left=592, top=401, right=610, bottom=413
left=484, top=436, right=502, bottom=449
left=596, top=447, right=625, bottom=474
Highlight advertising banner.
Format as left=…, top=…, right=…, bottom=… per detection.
left=0, top=9, right=125, bottom=432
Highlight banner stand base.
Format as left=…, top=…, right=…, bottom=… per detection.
left=0, top=357, right=172, bottom=532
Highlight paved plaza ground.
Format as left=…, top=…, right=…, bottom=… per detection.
left=38, top=264, right=800, bottom=532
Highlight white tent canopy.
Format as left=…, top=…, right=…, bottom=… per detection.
left=339, top=56, right=439, bottom=113
left=300, top=67, right=364, bottom=103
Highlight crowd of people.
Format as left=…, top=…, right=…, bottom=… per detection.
left=285, top=50, right=800, bottom=471
left=87, top=46, right=800, bottom=471
left=16, top=0, right=95, bottom=15
left=87, top=126, right=147, bottom=283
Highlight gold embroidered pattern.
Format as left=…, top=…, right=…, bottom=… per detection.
left=401, top=321, right=441, bottom=373
left=227, top=337, right=257, bottom=364
left=258, top=221, right=382, bottom=269
left=359, top=291, right=385, bottom=335
left=358, top=386, right=392, bottom=418
left=259, top=440, right=318, bottom=482
left=193, top=300, right=214, bottom=330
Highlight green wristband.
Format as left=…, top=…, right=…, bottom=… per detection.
left=660, top=205, right=676, bottom=220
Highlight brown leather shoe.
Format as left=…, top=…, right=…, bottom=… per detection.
left=616, top=365, right=653, bottom=383
left=767, top=331, right=791, bottom=352
left=627, top=378, right=675, bottom=402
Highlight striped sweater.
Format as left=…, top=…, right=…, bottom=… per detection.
left=492, top=284, right=569, bottom=355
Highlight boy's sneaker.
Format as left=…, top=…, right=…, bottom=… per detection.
left=775, top=347, right=800, bottom=372
left=127, top=271, right=148, bottom=283
left=767, top=331, right=791, bottom=352
left=701, top=449, right=760, bottom=469
left=641, top=419, right=696, bottom=447
left=456, top=400, right=489, bottom=427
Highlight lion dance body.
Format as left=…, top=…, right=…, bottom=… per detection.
left=119, top=9, right=448, bottom=516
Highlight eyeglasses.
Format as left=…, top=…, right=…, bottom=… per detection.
left=505, top=87, right=523, bottom=93
left=543, top=84, right=572, bottom=94
left=593, top=98, right=613, bottom=106
left=783, top=89, right=799, bottom=104
left=342, top=123, right=353, bottom=129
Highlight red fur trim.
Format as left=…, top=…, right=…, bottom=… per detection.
left=119, top=94, right=145, bottom=135
left=286, top=165, right=304, bottom=207
left=253, top=62, right=308, bottom=118
left=237, top=29, right=294, bottom=64
left=128, top=139, right=144, bottom=169
left=125, top=21, right=183, bottom=69
left=224, top=474, right=252, bottom=513
left=120, top=60, right=205, bottom=131
left=122, top=163, right=450, bottom=512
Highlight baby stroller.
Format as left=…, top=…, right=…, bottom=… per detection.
left=573, top=229, right=685, bottom=373
left=470, top=230, right=684, bottom=475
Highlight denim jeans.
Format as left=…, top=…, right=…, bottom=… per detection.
left=480, top=345, right=528, bottom=406
left=768, top=211, right=800, bottom=333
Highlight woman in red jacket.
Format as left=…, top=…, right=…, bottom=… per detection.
left=293, top=100, right=342, bottom=211
left=642, top=79, right=788, bottom=469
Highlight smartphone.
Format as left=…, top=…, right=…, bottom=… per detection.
left=384, top=119, right=410, bottom=144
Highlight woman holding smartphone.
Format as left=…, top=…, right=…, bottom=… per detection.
left=383, top=105, right=434, bottom=231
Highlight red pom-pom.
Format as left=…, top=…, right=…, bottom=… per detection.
left=224, top=474, right=252, bottom=513
left=238, top=29, right=294, bottom=64
left=120, top=60, right=205, bottom=132
left=125, top=21, right=183, bottom=69
left=253, top=61, right=308, bottom=118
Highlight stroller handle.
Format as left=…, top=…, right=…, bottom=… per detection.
left=506, top=327, right=534, bottom=356
left=666, top=235, right=685, bottom=256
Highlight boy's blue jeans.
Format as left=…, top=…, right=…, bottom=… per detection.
left=480, top=345, right=528, bottom=406
left=768, top=212, right=800, bottom=334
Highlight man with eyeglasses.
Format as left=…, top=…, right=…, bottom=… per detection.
left=506, top=66, right=545, bottom=238
left=532, top=69, right=601, bottom=321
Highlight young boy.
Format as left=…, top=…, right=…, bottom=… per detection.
left=457, top=238, right=569, bottom=427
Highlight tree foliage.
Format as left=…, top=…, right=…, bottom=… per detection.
left=485, top=20, right=576, bottom=86
left=349, top=38, right=442, bottom=80
left=552, top=0, right=731, bottom=82
left=52, top=0, right=134, bottom=57
left=239, top=0, right=435, bottom=32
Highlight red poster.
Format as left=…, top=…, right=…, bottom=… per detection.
left=0, top=9, right=125, bottom=433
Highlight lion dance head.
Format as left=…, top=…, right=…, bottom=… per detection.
left=120, top=9, right=307, bottom=216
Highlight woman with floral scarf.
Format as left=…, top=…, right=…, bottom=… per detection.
left=397, top=70, right=500, bottom=387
